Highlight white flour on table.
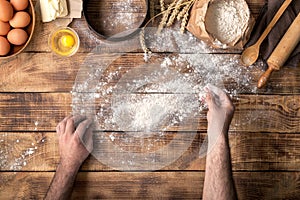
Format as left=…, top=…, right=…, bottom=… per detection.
left=103, top=0, right=146, bottom=31
left=71, top=27, right=256, bottom=170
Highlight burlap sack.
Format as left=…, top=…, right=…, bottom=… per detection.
left=187, top=0, right=255, bottom=49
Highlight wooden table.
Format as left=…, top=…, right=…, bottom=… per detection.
left=1, top=0, right=300, bottom=199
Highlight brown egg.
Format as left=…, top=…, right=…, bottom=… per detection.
left=10, top=0, right=29, bottom=11
left=9, top=11, right=31, bottom=28
left=0, top=36, right=10, bottom=55
left=0, top=20, right=10, bottom=35
left=7, top=28, right=28, bottom=45
left=0, top=0, right=14, bottom=22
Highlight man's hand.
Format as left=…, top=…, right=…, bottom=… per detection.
left=56, top=115, right=94, bottom=171
left=205, top=84, right=235, bottom=136
left=203, top=85, right=237, bottom=200
left=45, top=115, right=94, bottom=200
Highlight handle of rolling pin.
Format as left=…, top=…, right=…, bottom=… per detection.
left=257, top=13, right=300, bottom=88
left=257, top=67, right=274, bottom=88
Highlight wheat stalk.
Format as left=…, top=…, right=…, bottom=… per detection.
left=177, top=1, right=191, bottom=21
left=180, top=2, right=194, bottom=33
left=140, top=0, right=196, bottom=56
left=167, top=0, right=184, bottom=27
left=139, top=28, right=151, bottom=54
left=159, top=0, right=165, bottom=12
left=157, top=0, right=178, bottom=33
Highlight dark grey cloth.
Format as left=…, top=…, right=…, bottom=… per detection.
left=246, top=0, right=300, bottom=68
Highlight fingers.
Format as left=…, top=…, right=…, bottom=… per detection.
left=65, top=115, right=88, bottom=134
left=205, top=86, right=219, bottom=109
left=56, top=115, right=72, bottom=135
left=205, top=84, right=231, bottom=107
left=72, top=115, right=87, bottom=127
left=75, top=119, right=94, bottom=152
left=65, top=117, right=75, bottom=134
left=206, top=84, right=224, bottom=97
left=56, top=115, right=88, bottom=135
left=84, top=126, right=94, bottom=153
left=205, top=89, right=213, bottom=108
left=75, top=119, right=93, bottom=140
left=204, top=85, right=235, bottom=119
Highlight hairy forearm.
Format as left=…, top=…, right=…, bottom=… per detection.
left=44, top=162, right=80, bottom=200
left=203, top=132, right=237, bottom=200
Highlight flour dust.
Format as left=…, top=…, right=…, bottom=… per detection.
left=71, top=27, right=257, bottom=170
left=101, top=0, right=147, bottom=37
left=0, top=133, right=46, bottom=171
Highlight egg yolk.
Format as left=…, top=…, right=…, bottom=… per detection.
left=60, top=35, right=75, bottom=48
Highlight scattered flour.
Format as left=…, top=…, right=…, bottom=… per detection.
left=71, top=27, right=256, bottom=170
left=109, top=65, right=199, bottom=132
left=0, top=133, right=46, bottom=171
left=103, top=0, right=146, bottom=32
left=205, top=0, right=250, bottom=44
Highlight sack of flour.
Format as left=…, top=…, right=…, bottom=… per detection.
left=187, top=0, right=255, bottom=49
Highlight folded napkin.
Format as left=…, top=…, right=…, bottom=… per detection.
left=246, top=0, right=300, bottom=68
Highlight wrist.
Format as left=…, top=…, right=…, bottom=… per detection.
left=59, top=159, right=81, bottom=174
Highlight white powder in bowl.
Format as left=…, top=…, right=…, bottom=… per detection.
left=205, top=0, right=250, bottom=45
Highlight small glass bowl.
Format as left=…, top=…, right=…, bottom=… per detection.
left=48, top=27, right=80, bottom=57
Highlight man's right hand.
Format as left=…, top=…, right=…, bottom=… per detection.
left=205, top=84, right=235, bottom=138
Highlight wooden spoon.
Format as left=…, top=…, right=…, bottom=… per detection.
left=241, top=0, right=292, bottom=66
left=257, top=12, right=300, bottom=88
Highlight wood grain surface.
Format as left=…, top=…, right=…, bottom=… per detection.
left=1, top=132, right=300, bottom=171
left=1, top=0, right=300, bottom=199
left=1, top=172, right=300, bottom=199
left=0, top=93, right=299, bottom=132
left=1, top=53, right=300, bottom=93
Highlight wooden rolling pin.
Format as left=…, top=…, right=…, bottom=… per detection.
left=257, top=12, right=300, bottom=88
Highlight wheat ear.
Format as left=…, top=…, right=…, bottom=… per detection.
left=157, top=0, right=178, bottom=33
left=177, top=1, right=192, bottom=21
left=180, top=2, right=194, bottom=33
left=166, top=0, right=184, bottom=27
left=160, top=0, right=165, bottom=12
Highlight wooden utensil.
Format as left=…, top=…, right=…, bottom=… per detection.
left=241, top=0, right=292, bottom=66
left=257, top=12, right=300, bottom=88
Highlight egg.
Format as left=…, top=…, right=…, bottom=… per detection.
left=0, top=36, right=10, bottom=55
left=9, top=11, right=31, bottom=28
left=7, top=29, right=28, bottom=45
left=0, top=20, right=10, bottom=35
left=10, top=0, right=29, bottom=11
left=0, top=0, right=14, bottom=22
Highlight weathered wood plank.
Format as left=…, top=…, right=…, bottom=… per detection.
left=0, top=93, right=72, bottom=132
left=0, top=53, right=83, bottom=92
left=1, top=171, right=300, bottom=199
left=0, top=131, right=203, bottom=171
left=1, top=132, right=300, bottom=171
left=0, top=93, right=299, bottom=132
left=0, top=53, right=299, bottom=93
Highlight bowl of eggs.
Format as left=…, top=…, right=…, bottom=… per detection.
left=0, top=0, right=35, bottom=58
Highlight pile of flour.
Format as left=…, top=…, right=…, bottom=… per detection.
left=110, top=63, right=200, bottom=132
left=205, top=0, right=250, bottom=44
